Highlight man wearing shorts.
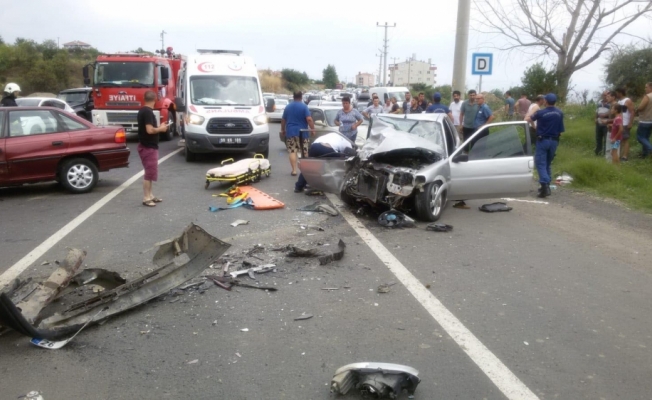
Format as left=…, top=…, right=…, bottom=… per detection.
left=137, top=90, right=169, bottom=207
left=281, top=91, right=315, bottom=175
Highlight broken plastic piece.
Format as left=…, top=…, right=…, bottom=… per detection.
left=378, top=210, right=416, bottom=228
left=318, top=240, right=346, bottom=265
left=30, top=308, right=105, bottom=350
left=426, top=223, right=453, bottom=232
left=294, top=314, right=313, bottom=321
left=297, top=202, right=339, bottom=216
left=229, top=264, right=275, bottom=278
left=230, top=219, right=249, bottom=227
left=331, top=362, right=421, bottom=399
left=72, top=268, right=127, bottom=289
left=479, top=202, right=513, bottom=213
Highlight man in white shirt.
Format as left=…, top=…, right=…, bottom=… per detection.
left=295, top=132, right=354, bottom=192
left=449, top=90, right=463, bottom=137
left=525, top=95, right=544, bottom=146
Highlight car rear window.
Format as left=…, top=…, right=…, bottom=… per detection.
left=15, top=98, right=41, bottom=107
left=59, top=113, right=88, bottom=131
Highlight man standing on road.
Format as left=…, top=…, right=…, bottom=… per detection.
left=515, top=93, right=531, bottom=120
left=449, top=90, right=463, bottom=135
left=367, top=93, right=378, bottom=107
left=402, top=92, right=412, bottom=114
left=525, top=95, right=545, bottom=146
left=615, top=87, right=635, bottom=161
left=503, top=90, right=515, bottom=120
left=281, top=91, right=315, bottom=176
left=526, top=93, right=564, bottom=198
left=474, top=94, right=494, bottom=129
left=459, top=90, right=479, bottom=142
left=1, top=83, right=20, bottom=107
left=418, top=92, right=428, bottom=111
left=138, top=90, right=169, bottom=207
left=363, top=97, right=383, bottom=119
left=426, top=92, right=452, bottom=120
left=635, top=82, right=652, bottom=158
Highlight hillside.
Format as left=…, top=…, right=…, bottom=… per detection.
left=0, top=37, right=99, bottom=95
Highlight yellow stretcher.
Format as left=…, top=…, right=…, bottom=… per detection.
left=205, top=154, right=271, bottom=189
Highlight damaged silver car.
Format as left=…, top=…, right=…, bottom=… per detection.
left=299, top=114, right=534, bottom=221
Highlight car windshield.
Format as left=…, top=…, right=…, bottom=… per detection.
left=58, top=92, right=88, bottom=103
left=95, top=62, right=154, bottom=87
left=376, top=116, right=445, bottom=148
left=15, top=98, right=41, bottom=107
left=190, top=76, right=261, bottom=106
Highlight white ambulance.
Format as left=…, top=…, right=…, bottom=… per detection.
left=175, top=50, right=269, bottom=161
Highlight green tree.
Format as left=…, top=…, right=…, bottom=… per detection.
left=39, top=40, right=59, bottom=60
left=281, top=68, right=309, bottom=92
left=433, top=84, right=452, bottom=104
left=605, top=46, right=652, bottom=99
left=520, top=63, right=557, bottom=99
left=322, top=65, right=339, bottom=89
left=25, top=59, right=58, bottom=93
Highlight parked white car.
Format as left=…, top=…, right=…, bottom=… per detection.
left=267, top=99, right=288, bottom=122
left=15, top=97, right=75, bottom=114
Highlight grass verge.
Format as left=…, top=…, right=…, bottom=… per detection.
left=552, top=107, right=652, bottom=212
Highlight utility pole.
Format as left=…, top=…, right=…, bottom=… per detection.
left=390, top=57, right=400, bottom=86
left=160, top=30, right=167, bottom=52
left=376, top=51, right=384, bottom=86
left=377, top=22, right=396, bottom=86
left=452, top=0, right=470, bottom=99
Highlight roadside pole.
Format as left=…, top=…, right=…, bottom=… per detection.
left=452, top=0, right=470, bottom=99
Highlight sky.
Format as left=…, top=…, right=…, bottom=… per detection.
left=2, top=0, right=650, bottom=98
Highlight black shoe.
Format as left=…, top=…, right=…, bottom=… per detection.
left=294, top=187, right=304, bottom=193
left=537, top=184, right=550, bottom=198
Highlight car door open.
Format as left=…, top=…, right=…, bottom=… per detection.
left=448, top=121, right=534, bottom=200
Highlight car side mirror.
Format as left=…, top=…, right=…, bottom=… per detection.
left=315, top=120, right=326, bottom=127
left=83, top=65, right=89, bottom=79
left=175, top=97, right=186, bottom=113
left=452, top=153, right=468, bottom=163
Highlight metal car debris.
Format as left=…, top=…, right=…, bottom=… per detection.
left=0, top=224, right=230, bottom=341
left=287, top=240, right=346, bottom=265
left=426, top=223, right=453, bottom=232
left=378, top=210, right=416, bottom=228
left=330, top=362, right=421, bottom=399
left=479, top=202, right=513, bottom=213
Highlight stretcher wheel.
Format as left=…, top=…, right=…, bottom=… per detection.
left=205, top=180, right=210, bottom=190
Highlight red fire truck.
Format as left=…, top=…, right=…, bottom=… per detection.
left=83, top=48, right=183, bottom=140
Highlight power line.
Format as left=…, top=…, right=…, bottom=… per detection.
left=376, top=22, right=396, bottom=86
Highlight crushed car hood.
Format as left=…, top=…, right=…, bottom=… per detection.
left=359, top=123, right=444, bottom=164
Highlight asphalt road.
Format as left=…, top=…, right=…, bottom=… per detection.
left=1, top=123, right=652, bottom=400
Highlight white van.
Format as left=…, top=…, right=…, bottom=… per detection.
left=175, top=50, right=269, bottom=161
left=369, top=87, right=410, bottom=103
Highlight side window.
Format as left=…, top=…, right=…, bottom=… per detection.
left=310, top=109, right=325, bottom=123
left=468, top=124, right=528, bottom=161
left=442, top=120, right=455, bottom=157
left=50, top=100, right=66, bottom=110
left=157, top=66, right=163, bottom=85
left=58, top=113, right=88, bottom=131
left=8, top=110, right=61, bottom=136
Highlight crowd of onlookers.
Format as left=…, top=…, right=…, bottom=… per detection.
left=594, top=83, right=652, bottom=163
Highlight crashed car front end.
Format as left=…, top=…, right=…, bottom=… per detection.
left=341, top=119, right=446, bottom=210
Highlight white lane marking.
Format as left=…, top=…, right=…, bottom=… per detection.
left=502, top=198, right=549, bottom=205
left=0, top=148, right=183, bottom=288
left=326, top=193, right=540, bottom=400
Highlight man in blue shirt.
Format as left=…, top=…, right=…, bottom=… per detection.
left=526, top=93, right=564, bottom=198
left=281, top=91, right=315, bottom=176
left=426, top=92, right=453, bottom=120
left=473, top=94, right=494, bottom=128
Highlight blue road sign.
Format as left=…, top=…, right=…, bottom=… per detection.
left=472, top=53, right=493, bottom=75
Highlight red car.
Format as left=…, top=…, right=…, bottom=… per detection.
left=0, top=107, right=130, bottom=193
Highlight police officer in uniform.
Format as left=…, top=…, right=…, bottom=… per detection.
left=1, top=83, right=21, bottom=107
left=526, top=93, right=564, bottom=198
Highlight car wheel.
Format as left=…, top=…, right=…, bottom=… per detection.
left=185, top=145, right=196, bottom=162
left=260, top=147, right=269, bottom=158
left=415, top=181, right=445, bottom=222
left=160, top=114, right=176, bottom=141
left=60, top=158, right=98, bottom=194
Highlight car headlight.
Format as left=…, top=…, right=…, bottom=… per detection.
left=253, top=114, right=267, bottom=125
left=185, top=112, right=205, bottom=125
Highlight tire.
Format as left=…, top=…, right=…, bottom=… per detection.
left=260, top=147, right=269, bottom=158
left=185, top=145, right=196, bottom=162
left=60, top=158, right=98, bottom=194
left=415, top=181, right=445, bottom=222
left=160, top=113, right=176, bottom=141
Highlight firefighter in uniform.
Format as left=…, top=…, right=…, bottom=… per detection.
left=1, top=83, right=21, bottom=107
left=526, top=93, right=564, bottom=198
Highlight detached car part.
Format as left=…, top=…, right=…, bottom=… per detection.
left=0, top=224, right=230, bottom=340
left=331, top=362, right=421, bottom=399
